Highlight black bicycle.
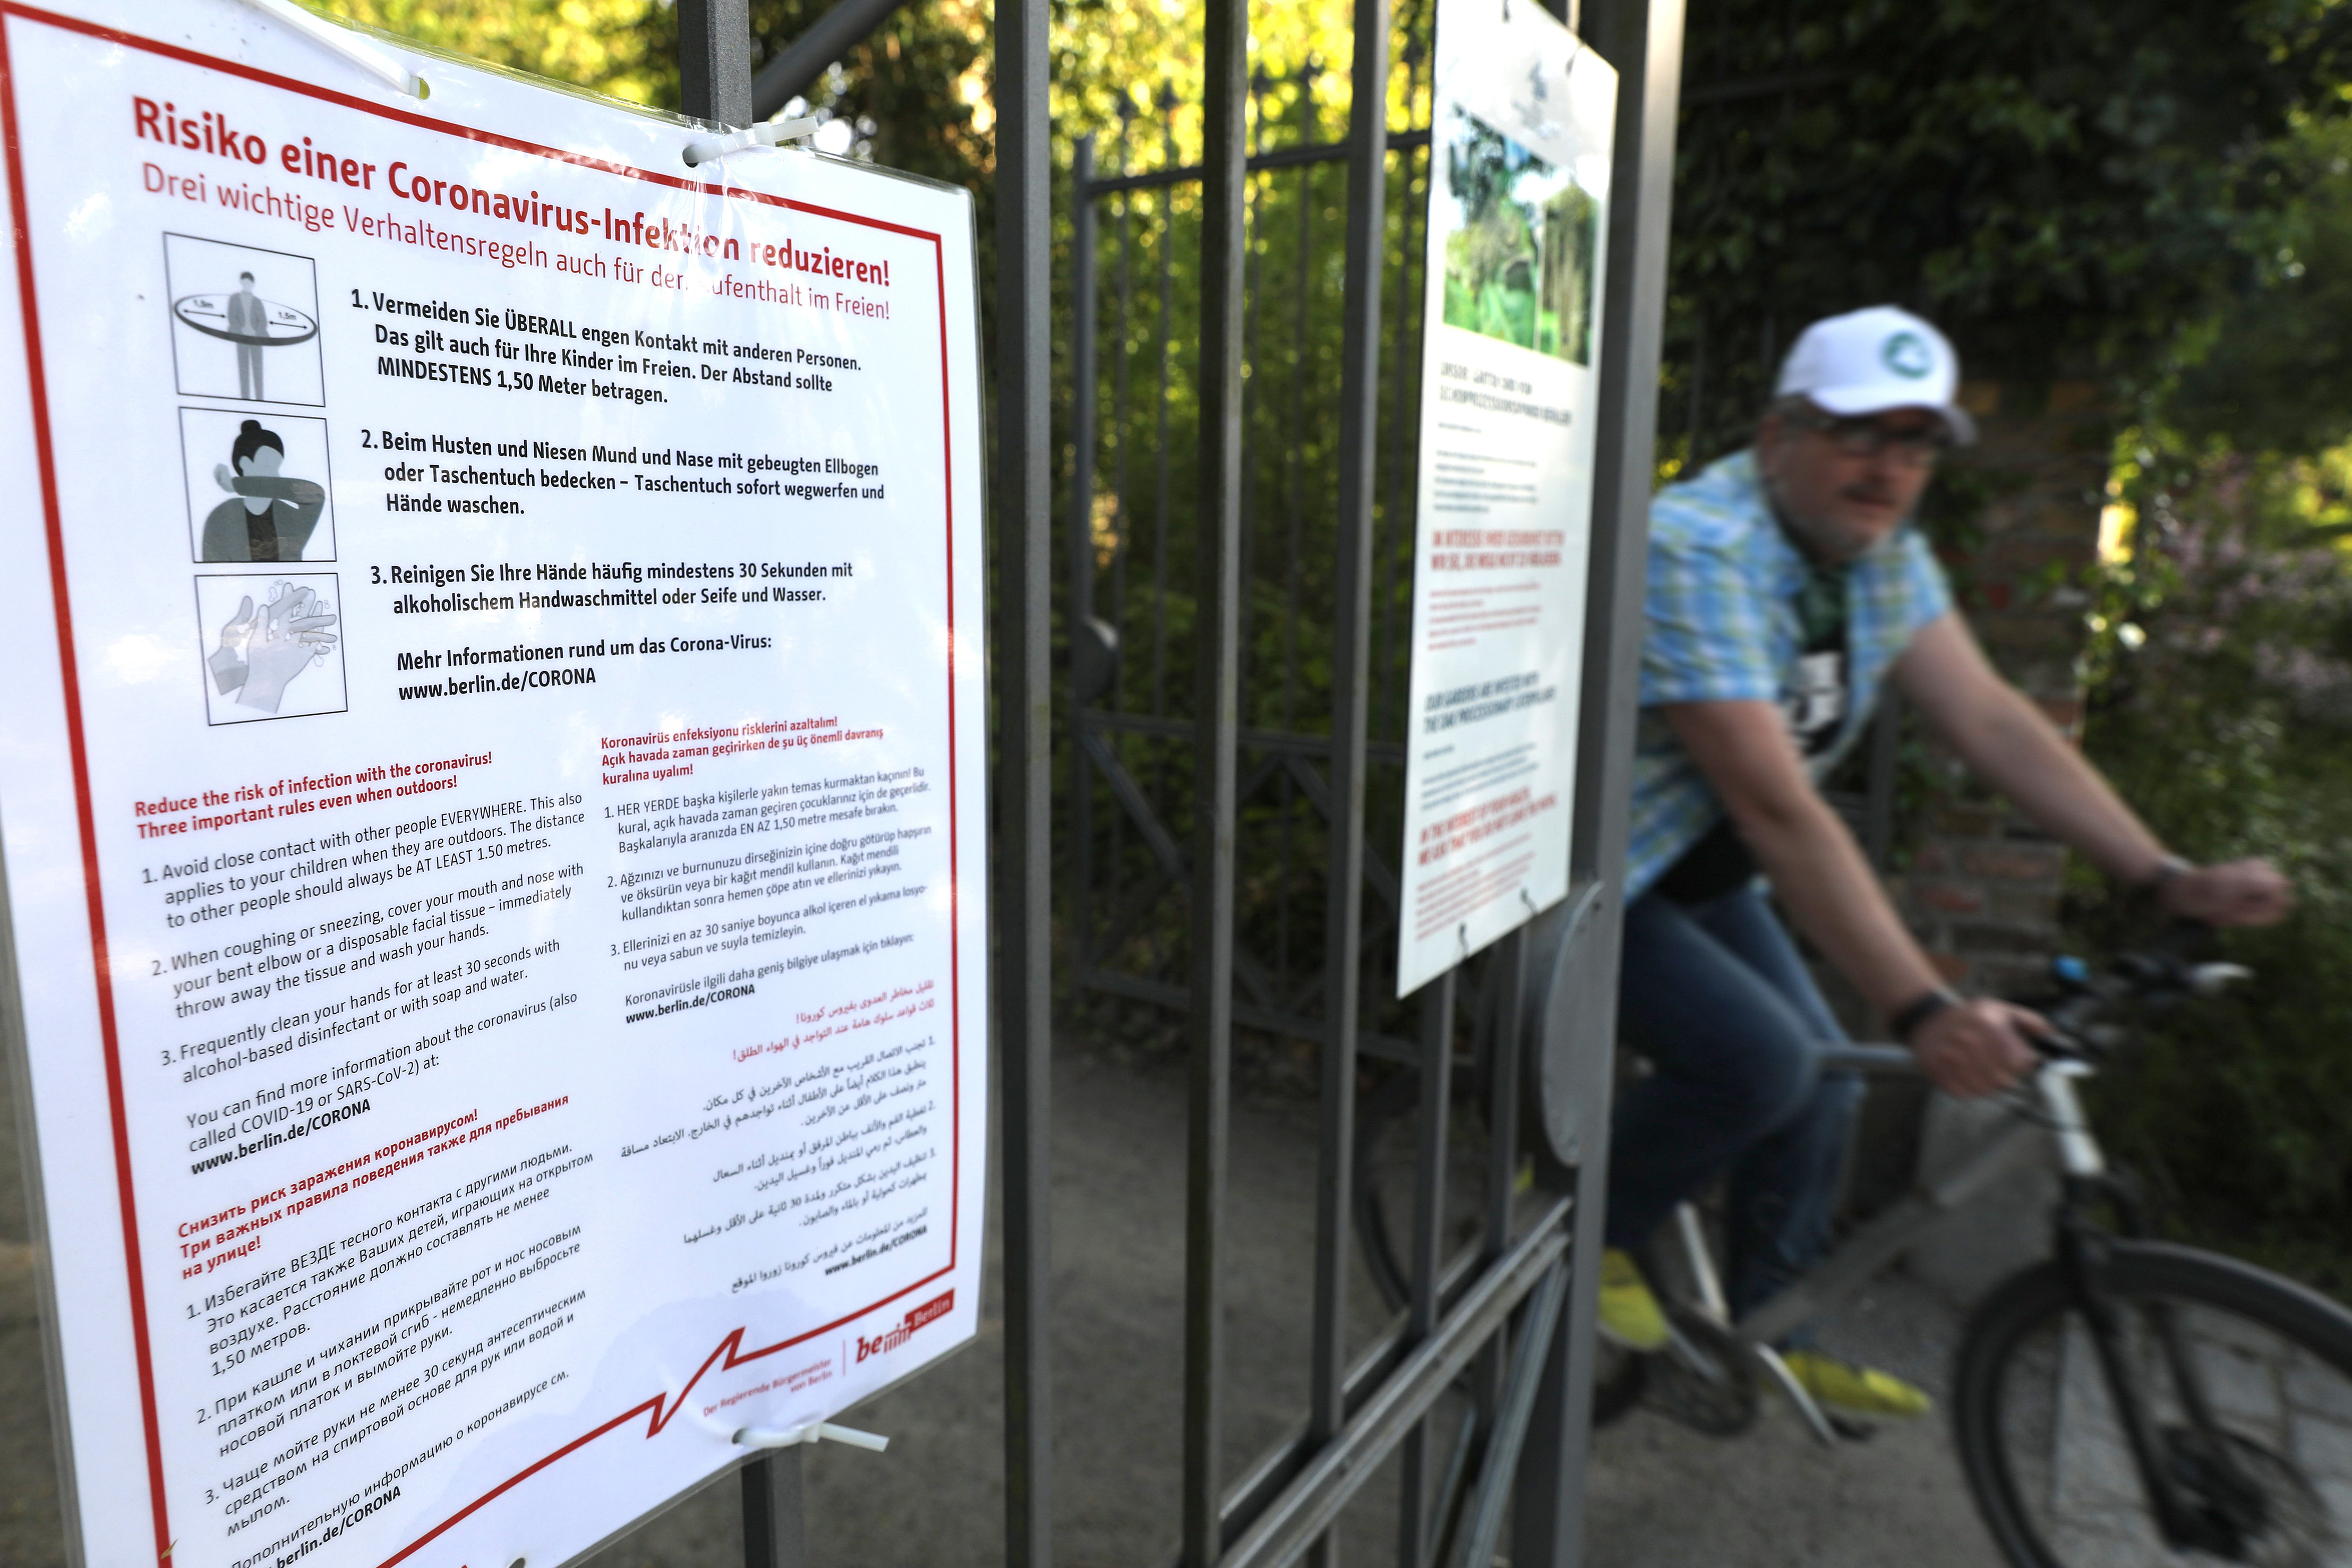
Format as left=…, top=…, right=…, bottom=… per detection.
left=1357, top=929, right=2352, bottom=1565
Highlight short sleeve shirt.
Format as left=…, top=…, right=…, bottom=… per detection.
left=1624, top=449, right=1954, bottom=901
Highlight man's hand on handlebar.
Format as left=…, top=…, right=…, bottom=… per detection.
left=1910, top=999, right=2045, bottom=1099
left=2160, top=858, right=2294, bottom=928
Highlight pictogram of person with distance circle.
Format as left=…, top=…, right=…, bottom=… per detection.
left=164, top=234, right=323, bottom=405
left=173, top=266, right=316, bottom=395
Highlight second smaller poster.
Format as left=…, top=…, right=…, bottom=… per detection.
left=1396, top=0, right=1615, bottom=996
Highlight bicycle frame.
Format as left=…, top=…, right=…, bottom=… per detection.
left=1721, top=1044, right=2041, bottom=1351
left=1661, top=1049, right=2268, bottom=1553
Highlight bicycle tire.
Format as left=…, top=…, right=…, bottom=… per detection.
left=1954, top=1240, right=2352, bottom=1567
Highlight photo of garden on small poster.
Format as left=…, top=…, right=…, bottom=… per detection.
left=1438, top=102, right=1600, bottom=365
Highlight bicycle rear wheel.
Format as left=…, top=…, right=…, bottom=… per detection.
left=1954, top=1241, right=2352, bottom=1566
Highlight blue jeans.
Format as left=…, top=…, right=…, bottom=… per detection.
left=1604, top=884, right=1862, bottom=1323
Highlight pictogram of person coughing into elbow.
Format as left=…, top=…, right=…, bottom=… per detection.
left=201, top=419, right=326, bottom=561
left=228, top=270, right=267, bottom=399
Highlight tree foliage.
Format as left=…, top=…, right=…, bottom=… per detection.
left=1664, top=0, right=2352, bottom=466
left=2069, top=444, right=2352, bottom=1277
left=2164, top=117, right=2352, bottom=455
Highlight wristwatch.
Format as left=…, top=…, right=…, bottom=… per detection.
left=1889, top=986, right=1961, bottom=1045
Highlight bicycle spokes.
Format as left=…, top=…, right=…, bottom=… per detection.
left=1993, top=1294, right=2348, bottom=1564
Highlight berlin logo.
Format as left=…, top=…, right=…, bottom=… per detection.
left=1881, top=330, right=1934, bottom=379
left=853, top=1290, right=956, bottom=1363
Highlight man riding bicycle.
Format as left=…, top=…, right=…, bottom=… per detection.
left=1600, top=305, right=2294, bottom=1416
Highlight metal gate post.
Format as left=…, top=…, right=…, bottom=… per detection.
left=1305, top=0, right=1391, bottom=1562
left=741, top=1446, right=808, bottom=1568
left=677, top=0, right=753, bottom=125
left=1397, top=972, right=1455, bottom=1568
left=996, top=0, right=1058, bottom=1562
left=1183, top=0, right=1248, bottom=1558
left=1510, top=0, right=1686, bottom=1564
left=671, top=10, right=802, bottom=1566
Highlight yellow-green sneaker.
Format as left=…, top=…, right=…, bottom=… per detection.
left=1780, top=1350, right=1932, bottom=1419
left=1596, top=1249, right=1669, bottom=1352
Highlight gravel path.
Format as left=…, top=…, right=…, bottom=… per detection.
left=1, top=1042, right=2006, bottom=1567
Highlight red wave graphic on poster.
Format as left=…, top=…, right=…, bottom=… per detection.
left=380, top=1275, right=952, bottom=1568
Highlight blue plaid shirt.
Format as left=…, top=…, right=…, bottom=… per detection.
left=1625, top=450, right=1954, bottom=901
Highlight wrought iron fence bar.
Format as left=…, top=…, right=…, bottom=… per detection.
left=740, top=1444, right=806, bottom=1568
left=748, top=0, right=906, bottom=117
left=1183, top=0, right=1251, bottom=1556
left=1279, top=757, right=1401, bottom=914
left=1474, top=930, right=1525, bottom=1424
left=1397, top=970, right=1455, bottom=1568
left=1070, top=131, right=1101, bottom=1013
left=993, top=0, right=1056, bottom=1560
left=1372, top=100, right=1430, bottom=746
left=1213, top=1200, right=1575, bottom=1568
left=1073, top=733, right=1285, bottom=974
left=1096, top=127, right=1134, bottom=986
left=1308, top=25, right=1392, bottom=1563
left=1081, top=127, right=1433, bottom=198
left=1150, top=1242, right=1486, bottom=1568
left=673, top=16, right=788, bottom=1566
left=677, top=0, right=752, bottom=125
left=1275, top=143, right=1314, bottom=1005
left=1235, top=72, right=1267, bottom=764
left=1515, top=1, right=1688, bottom=1563
left=1080, top=707, right=1408, bottom=764
left=1077, top=727, right=1188, bottom=881
left=1450, top=1260, right=1571, bottom=1568
left=1151, top=105, right=1177, bottom=731
left=1426, top=1410, right=1480, bottom=1568
left=1111, top=113, right=1136, bottom=658
left=1079, top=967, right=1421, bottom=1067
left=1081, top=870, right=1174, bottom=972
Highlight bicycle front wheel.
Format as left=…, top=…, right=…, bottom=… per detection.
left=1955, top=1240, right=2352, bottom=1567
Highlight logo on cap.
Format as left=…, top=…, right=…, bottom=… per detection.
left=1882, top=331, right=1934, bottom=380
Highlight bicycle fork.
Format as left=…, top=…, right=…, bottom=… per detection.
left=2043, top=1063, right=2263, bottom=1557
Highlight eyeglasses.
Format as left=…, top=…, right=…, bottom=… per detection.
left=1791, top=409, right=1952, bottom=466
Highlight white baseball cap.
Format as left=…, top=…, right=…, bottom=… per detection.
left=1774, top=305, right=1976, bottom=445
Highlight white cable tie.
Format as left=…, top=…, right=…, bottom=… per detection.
left=732, top=1421, right=890, bottom=1452
left=683, top=117, right=821, bottom=169
left=235, top=0, right=425, bottom=98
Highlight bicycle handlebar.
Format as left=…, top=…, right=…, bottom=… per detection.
left=1815, top=921, right=2245, bottom=1073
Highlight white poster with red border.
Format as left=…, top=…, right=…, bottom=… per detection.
left=0, top=5, right=987, bottom=1566
left=1395, top=0, right=1612, bottom=996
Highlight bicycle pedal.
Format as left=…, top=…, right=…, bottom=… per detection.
left=1828, top=1415, right=1875, bottom=1443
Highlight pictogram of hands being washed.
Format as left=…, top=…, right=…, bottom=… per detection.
left=209, top=581, right=338, bottom=712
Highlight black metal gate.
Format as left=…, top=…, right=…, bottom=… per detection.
left=674, top=0, right=1688, bottom=1561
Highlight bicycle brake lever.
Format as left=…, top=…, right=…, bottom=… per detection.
left=2187, top=962, right=2252, bottom=997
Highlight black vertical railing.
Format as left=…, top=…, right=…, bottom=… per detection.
left=994, top=0, right=1057, bottom=1561
left=1063, top=0, right=1685, bottom=1564
left=680, top=0, right=1690, bottom=1559
left=1512, top=0, right=1689, bottom=1562
left=1303, top=4, right=1388, bottom=1565
left=670, top=13, right=816, bottom=1565
left=1182, top=0, right=1249, bottom=1563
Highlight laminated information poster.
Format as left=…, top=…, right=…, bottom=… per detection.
left=0, top=4, right=987, bottom=1565
left=1395, top=0, right=1613, bottom=996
